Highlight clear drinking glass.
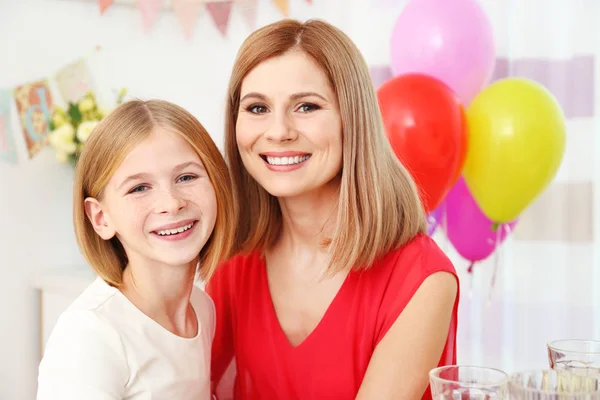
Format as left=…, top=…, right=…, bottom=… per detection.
left=548, top=340, right=600, bottom=375
left=429, top=365, right=509, bottom=399
left=509, top=369, right=600, bottom=399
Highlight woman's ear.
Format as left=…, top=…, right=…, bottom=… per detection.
left=84, top=197, right=116, bottom=240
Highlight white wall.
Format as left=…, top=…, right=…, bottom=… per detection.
left=2, top=0, right=598, bottom=398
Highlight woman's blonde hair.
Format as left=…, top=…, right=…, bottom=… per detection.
left=225, top=19, right=427, bottom=272
left=73, top=99, right=235, bottom=287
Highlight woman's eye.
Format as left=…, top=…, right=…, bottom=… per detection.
left=177, top=174, right=197, bottom=183
left=297, top=103, right=320, bottom=113
left=247, top=104, right=268, bottom=114
left=129, top=185, right=148, bottom=194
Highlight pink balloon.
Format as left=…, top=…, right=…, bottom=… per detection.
left=427, top=206, right=443, bottom=236
left=444, top=177, right=517, bottom=264
left=390, top=0, right=495, bottom=105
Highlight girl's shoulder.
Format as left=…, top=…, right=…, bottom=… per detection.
left=191, top=284, right=216, bottom=341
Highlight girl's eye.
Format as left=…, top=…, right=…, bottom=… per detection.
left=297, top=103, right=320, bottom=113
left=247, top=104, right=268, bottom=114
left=129, top=185, right=148, bottom=194
left=177, top=174, right=197, bottom=183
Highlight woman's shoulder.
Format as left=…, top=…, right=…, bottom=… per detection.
left=209, top=251, right=262, bottom=286
left=205, top=251, right=263, bottom=310
left=220, top=251, right=262, bottom=269
left=376, top=233, right=456, bottom=279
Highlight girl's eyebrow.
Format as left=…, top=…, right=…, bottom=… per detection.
left=173, top=161, right=206, bottom=174
left=117, top=172, right=150, bottom=191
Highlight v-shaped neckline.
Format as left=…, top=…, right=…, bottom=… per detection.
left=258, top=253, right=354, bottom=350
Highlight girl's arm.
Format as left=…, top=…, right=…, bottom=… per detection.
left=355, top=272, right=458, bottom=400
left=37, top=310, right=128, bottom=400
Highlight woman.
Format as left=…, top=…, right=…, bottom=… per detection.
left=208, top=19, right=459, bottom=400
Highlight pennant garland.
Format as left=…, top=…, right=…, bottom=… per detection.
left=54, top=58, right=97, bottom=104
left=98, top=0, right=113, bottom=14
left=96, top=0, right=312, bottom=38
left=0, top=47, right=107, bottom=165
left=136, top=0, right=165, bottom=32
left=237, top=0, right=258, bottom=30
left=0, top=90, right=17, bottom=164
left=13, top=80, right=54, bottom=159
left=272, top=0, right=289, bottom=16
left=206, top=1, right=233, bottom=37
left=172, top=0, right=204, bottom=39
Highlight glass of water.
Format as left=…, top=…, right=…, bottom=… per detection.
left=429, top=365, right=508, bottom=399
left=548, top=340, right=600, bottom=375
left=509, top=369, right=600, bottom=399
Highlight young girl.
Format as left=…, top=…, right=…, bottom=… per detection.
left=37, top=99, right=235, bottom=399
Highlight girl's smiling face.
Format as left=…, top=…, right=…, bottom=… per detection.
left=85, top=127, right=218, bottom=269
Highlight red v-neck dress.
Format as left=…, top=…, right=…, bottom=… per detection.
left=207, top=233, right=459, bottom=400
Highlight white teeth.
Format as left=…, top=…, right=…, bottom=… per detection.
left=156, top=222, right=194, bottom=236
left=265, top=155, right=310, bottom=166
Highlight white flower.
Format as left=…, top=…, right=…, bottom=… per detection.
left=98, top=106, right=111, bottom=118
left=56, top=151, right=68, bottom=163
left=48, top=124, right=77, bottom=155
left=77, top=120, right=99, bottom=143
left=78, top=97, right=95, bottom=113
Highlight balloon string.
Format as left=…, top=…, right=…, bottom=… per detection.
left=467, top=261, right=475, bottom=299
left=486, top=223, right=508, bottom=308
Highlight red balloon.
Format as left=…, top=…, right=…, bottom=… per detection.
left=377, top=73, right=468, bottom=212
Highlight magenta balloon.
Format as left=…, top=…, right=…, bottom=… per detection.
left=445, top=177, right=517, bottom=263
left=390, top=0, right=495, bottom=105
left=427, top=206, right=443, bottom=236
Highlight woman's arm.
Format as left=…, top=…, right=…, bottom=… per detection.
left=355, top=272, right=458, bottom=400
left=37, top=310, right=128, bottom=400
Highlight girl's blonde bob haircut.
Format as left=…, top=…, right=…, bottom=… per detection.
left=73, top=99, right=235, bottom=287
left=225, top=19, right=427, bottom=273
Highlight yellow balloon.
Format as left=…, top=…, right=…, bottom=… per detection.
left=463, top=78, right=566, bottom=223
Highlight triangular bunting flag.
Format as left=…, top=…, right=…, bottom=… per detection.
left=172, top=0, right=203, bottom=39
left=236, top=0, right=258, bottom=30
left=0, top=89, right=18, bottom=164
left=136, top=0, right=165, bottom=32
left=272, top=0, right=289, bottom=15
left=206, top=1, right=233, bottom=37
left=98, top=0, right=113, bottom=14
left=13, top=79, right=54, bottom=159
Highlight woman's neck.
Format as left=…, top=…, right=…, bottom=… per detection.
left=277, top=177, right=340, bottom=253
left=120, top=259, right=197, bottom=338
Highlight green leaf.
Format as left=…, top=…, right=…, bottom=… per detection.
left=68, top=102, right=82, bottom=124
left=68, top=153, right=79, bottom=168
